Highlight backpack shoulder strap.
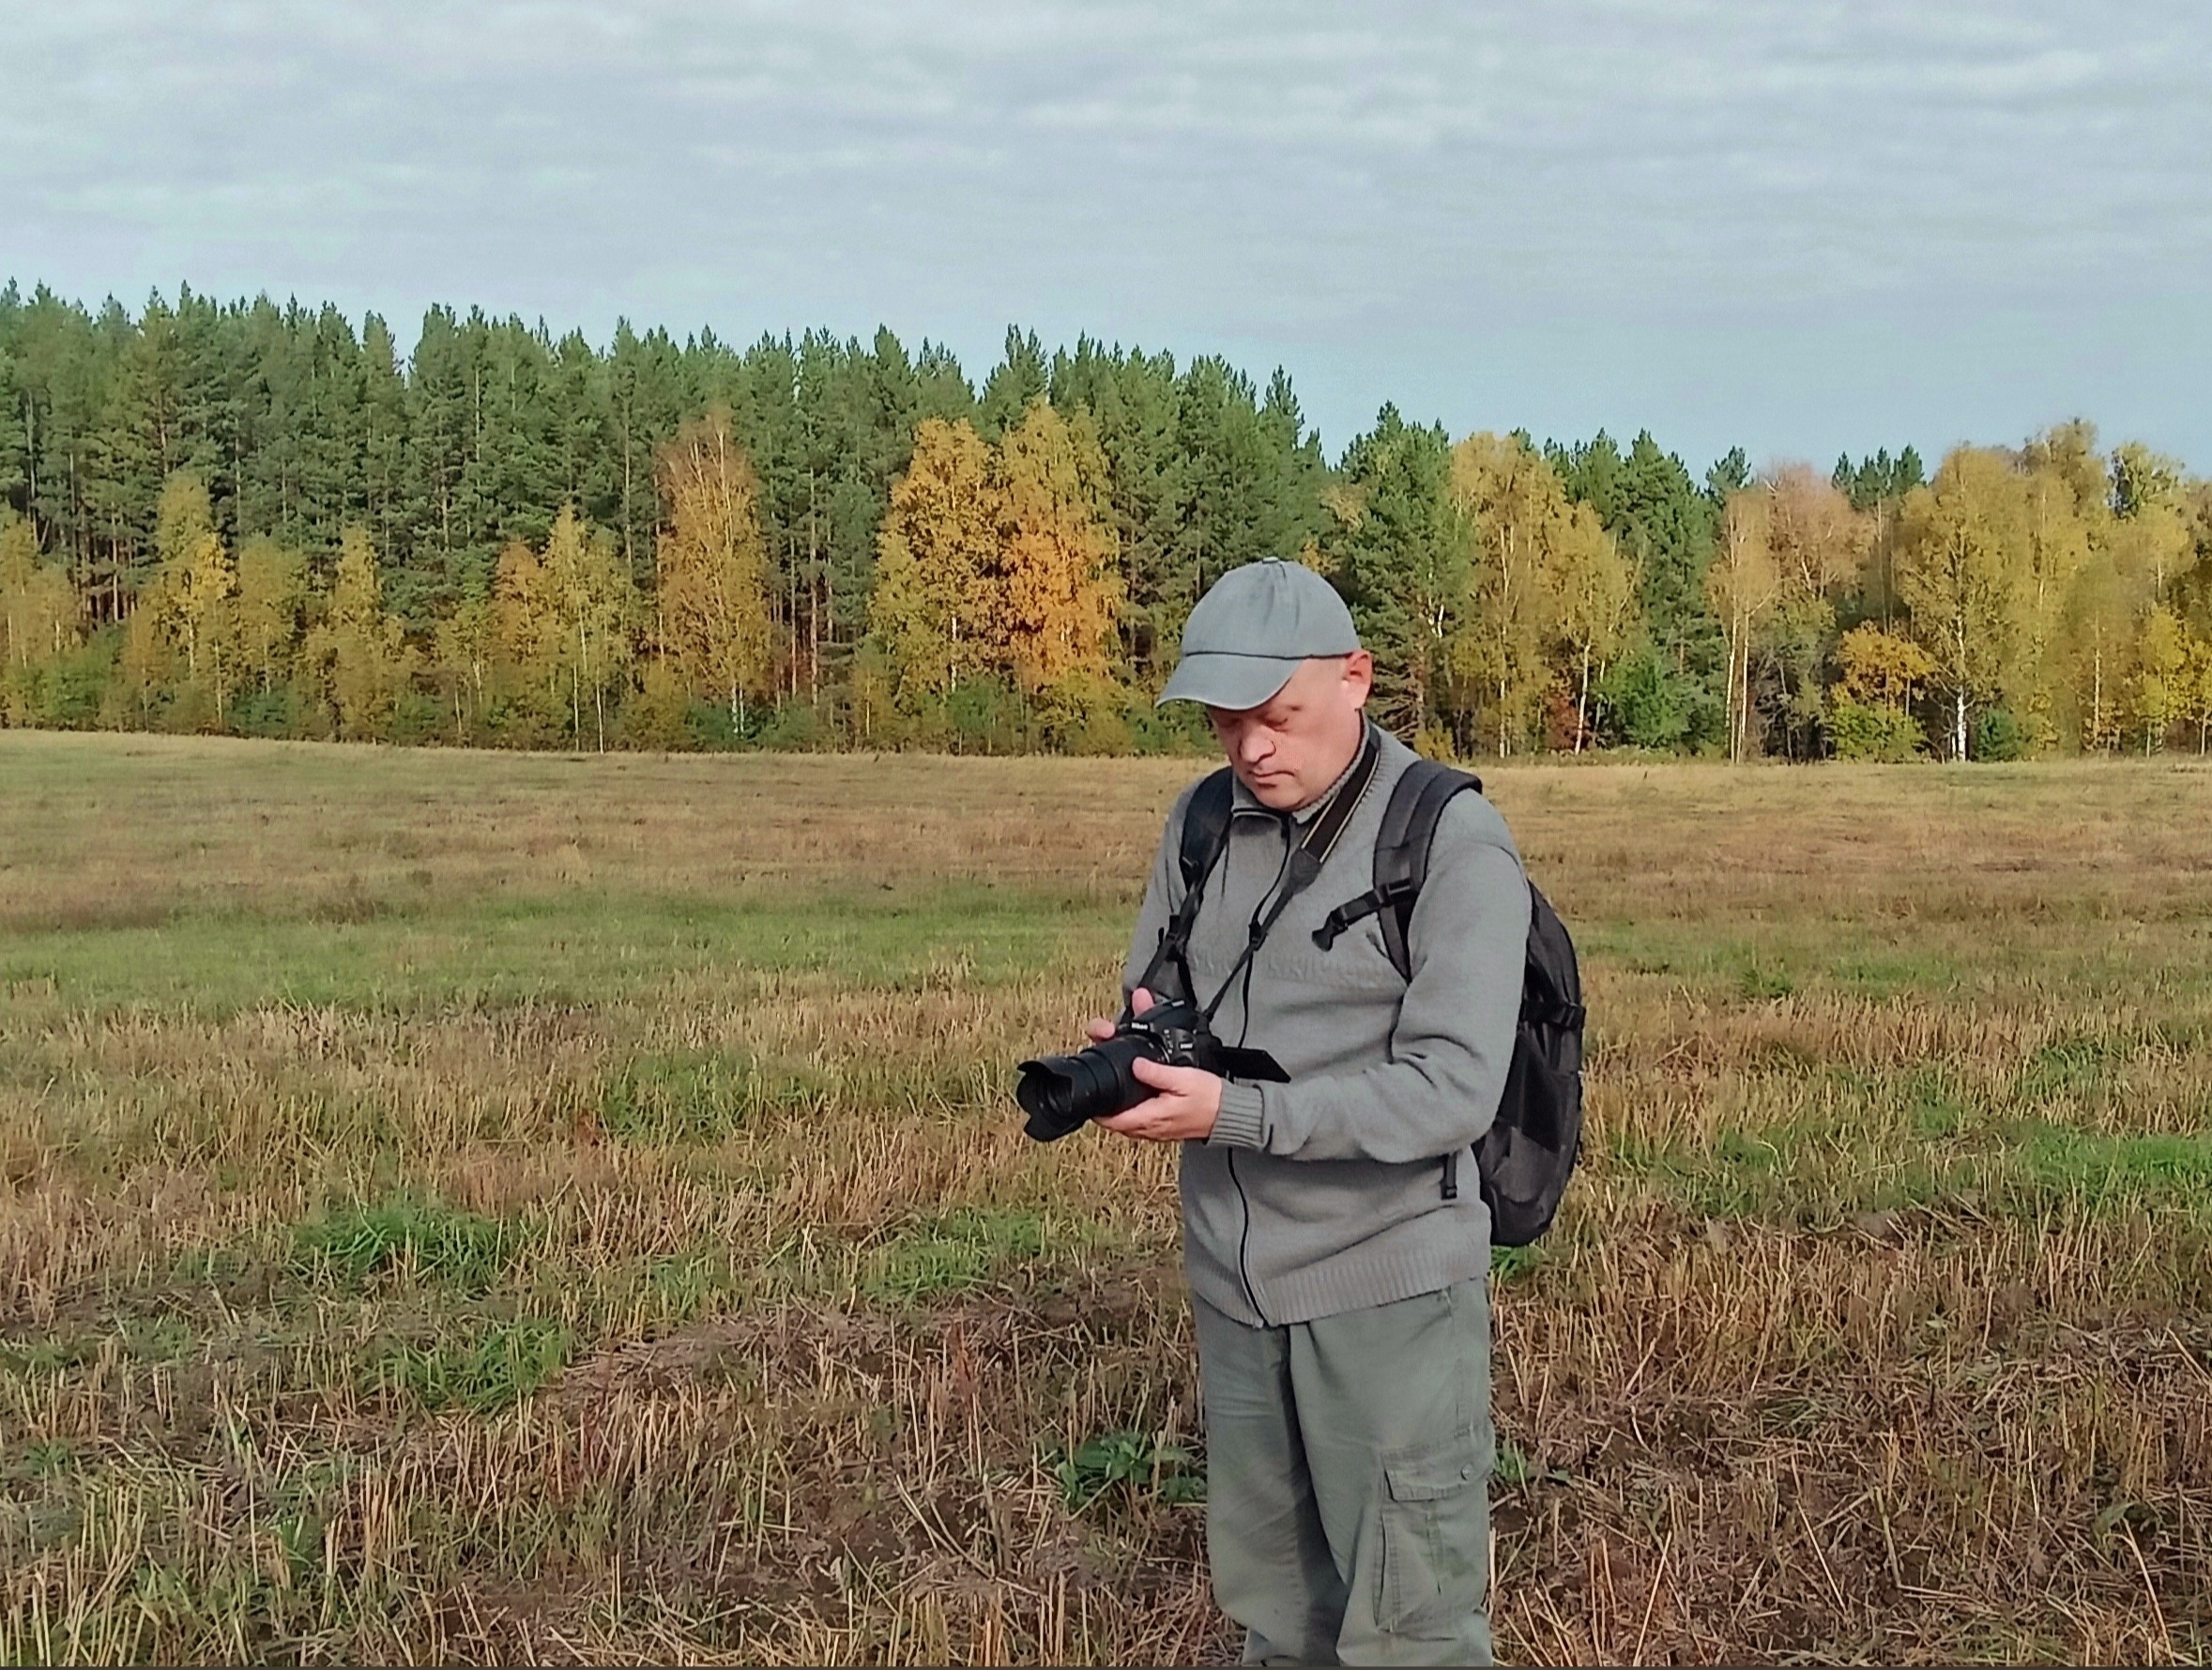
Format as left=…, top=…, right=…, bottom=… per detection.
left=1311, top=758, right=1483, bottom=977
left=1372, top=761, right=1482, bottom=979
left=1133, top=768, right=1236, bottom=1007
left=1178, top=768, right=1237, bottom=897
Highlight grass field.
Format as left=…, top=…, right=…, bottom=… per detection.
left=2, top=732, right=2209, bottom=1665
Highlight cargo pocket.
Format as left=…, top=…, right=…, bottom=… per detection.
left=1378, top=1433, right=1490, bottom=1638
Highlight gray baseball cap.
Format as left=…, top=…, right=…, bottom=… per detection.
left=1158, top=558, right=1362, bottom=709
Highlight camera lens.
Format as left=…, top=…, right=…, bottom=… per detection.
left=1015, top=1034, right=1156, bottom=1140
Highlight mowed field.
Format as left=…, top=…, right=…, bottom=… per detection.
left=2, top=734, right=2209, bottom=1666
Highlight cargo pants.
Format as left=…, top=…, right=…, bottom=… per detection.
left=1194, top=1277, right=1495, bottom=1666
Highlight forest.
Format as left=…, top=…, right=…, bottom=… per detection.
left=3, top=280, right=2210, bottom=760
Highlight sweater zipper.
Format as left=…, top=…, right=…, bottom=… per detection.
left=1221, top=809, right=1292, bottom=1330
left=1226, top=1149, right=1265, bottom=1325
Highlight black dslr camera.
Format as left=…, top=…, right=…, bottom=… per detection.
left=1015, top=998, right=1289, bottom=1142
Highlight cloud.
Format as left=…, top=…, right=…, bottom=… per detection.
left=2, top=0, right=2209, bottom=461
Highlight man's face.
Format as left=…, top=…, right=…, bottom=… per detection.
left=1206, top=651, right=1375, bottom=811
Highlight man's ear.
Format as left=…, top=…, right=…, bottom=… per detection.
left=1342, top=650, right=1375, bottom=707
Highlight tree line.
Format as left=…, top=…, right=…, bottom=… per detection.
left=4, top=281, right=2210, bottom=759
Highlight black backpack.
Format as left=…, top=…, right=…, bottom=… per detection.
left=1178, top=760, right=1584, bottom=1247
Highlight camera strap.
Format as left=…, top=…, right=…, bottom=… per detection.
left=1141, top=804, right=1229, bottom=1013
left=1134, top=725, right=1382, bottom=1025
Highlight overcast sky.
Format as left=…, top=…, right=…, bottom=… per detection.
left=5, top=1, right=2208, bottom=472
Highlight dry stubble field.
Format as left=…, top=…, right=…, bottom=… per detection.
left=1, top=731, right=2209, bottom=1665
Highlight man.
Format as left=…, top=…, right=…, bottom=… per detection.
left=1081, top=558, right=1528, bottom=1666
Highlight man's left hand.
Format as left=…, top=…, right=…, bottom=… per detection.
left=1094, top=1057, right=1224, bottom=1142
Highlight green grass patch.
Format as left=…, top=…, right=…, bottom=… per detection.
left=1610, top=1105, right=1967, bottom=1225
left=2013, top=1126, right=2212, bottom=1205
left=0, top=1336, right=99, bottom=1377
left=859, top=1209, right=1054, bottom=1305
left=1052, top=1428, right=1205, bottom=1510
left=1492, top=1433, right=1568, bottom=1490
left=1489, top=1243, right=1547, bottom=1284
left=294, top=1197, right=515, bottom=1291
left=1735, top=961, right=1795, bottom=1001
left=0, top=883, right=1123, bottom=1017
left=115, top=1316, right=191, bottom=1364
left=1907, top=1067, right=1970, bottom=1141
left=366, top=1317, right=570, bottom=1413
left=1613, top=1082, right=2212, bottom=1227
left=2012, top=1036, right=2133, bottom=1109
left=1831, top=950, right=1964, bottom=999
left=643, top=1250, right=742, bottom=1325
left=600, top=1049, right=825, bottom=1141
left=15, top=1439, right=79, bottom=1480
left=1591, top=924, right=1973, bottom=1001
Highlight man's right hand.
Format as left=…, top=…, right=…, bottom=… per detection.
left=1085, top=986, right=1155, bottom=1044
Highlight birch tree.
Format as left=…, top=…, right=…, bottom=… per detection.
left=435, top=595, right=496, bottom=742
left=306, top=527, right=415, bottom=740
left=0, top=513, right=77, bottom=677
left=2182, top=630, right=2212, bottom=756
left=657, top=410, right=775, bottom=728
left=1894, top=449, right=2031, bottom=760
left=867, top=418, right=999, bottom=702
left=540, top=506, right=637, bottom=751
left=0, top=512, right=79, bottom=721
left=1447, top=433, right=1554, bottom=755
left=993, top=400, right=1121, bottom=693
left=2127, top=605, right=2188, bottom=754
left=1545, top=500, right=1635, bottom=752
left=1707, top=488, right=1778, bottom=761
left=232, top=536, right=306, bottom=695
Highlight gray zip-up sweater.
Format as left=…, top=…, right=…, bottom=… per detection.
left=1121, top=724, right=1530, bottom=1326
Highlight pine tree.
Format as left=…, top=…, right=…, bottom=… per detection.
left=978, top=328, right=1049, bottom=439
left=0, top=345, right=28, bottom=512
left=604, top=320, right=695, bottom=586
left=403, top=306, right=476, bottom=609
left=1329, top=406, right=1461, bottom=742
left=8, top=288, right=111, bottom=598
left=360, top=313, right=409, bottom=558
left=1708, top=447, right=1752, bottom=503
left=549, top=329, right=618, bottom=539
left=913, top=341, right=976, bottom=428
left=1051, top=341, right=1182, bottom=679
left=1553, top=429, right=1727, bottom=746
left=1167, top=358, right=1312, bottom=625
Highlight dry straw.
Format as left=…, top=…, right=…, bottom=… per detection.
left=0, top=733, right=2206, bottom=1663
